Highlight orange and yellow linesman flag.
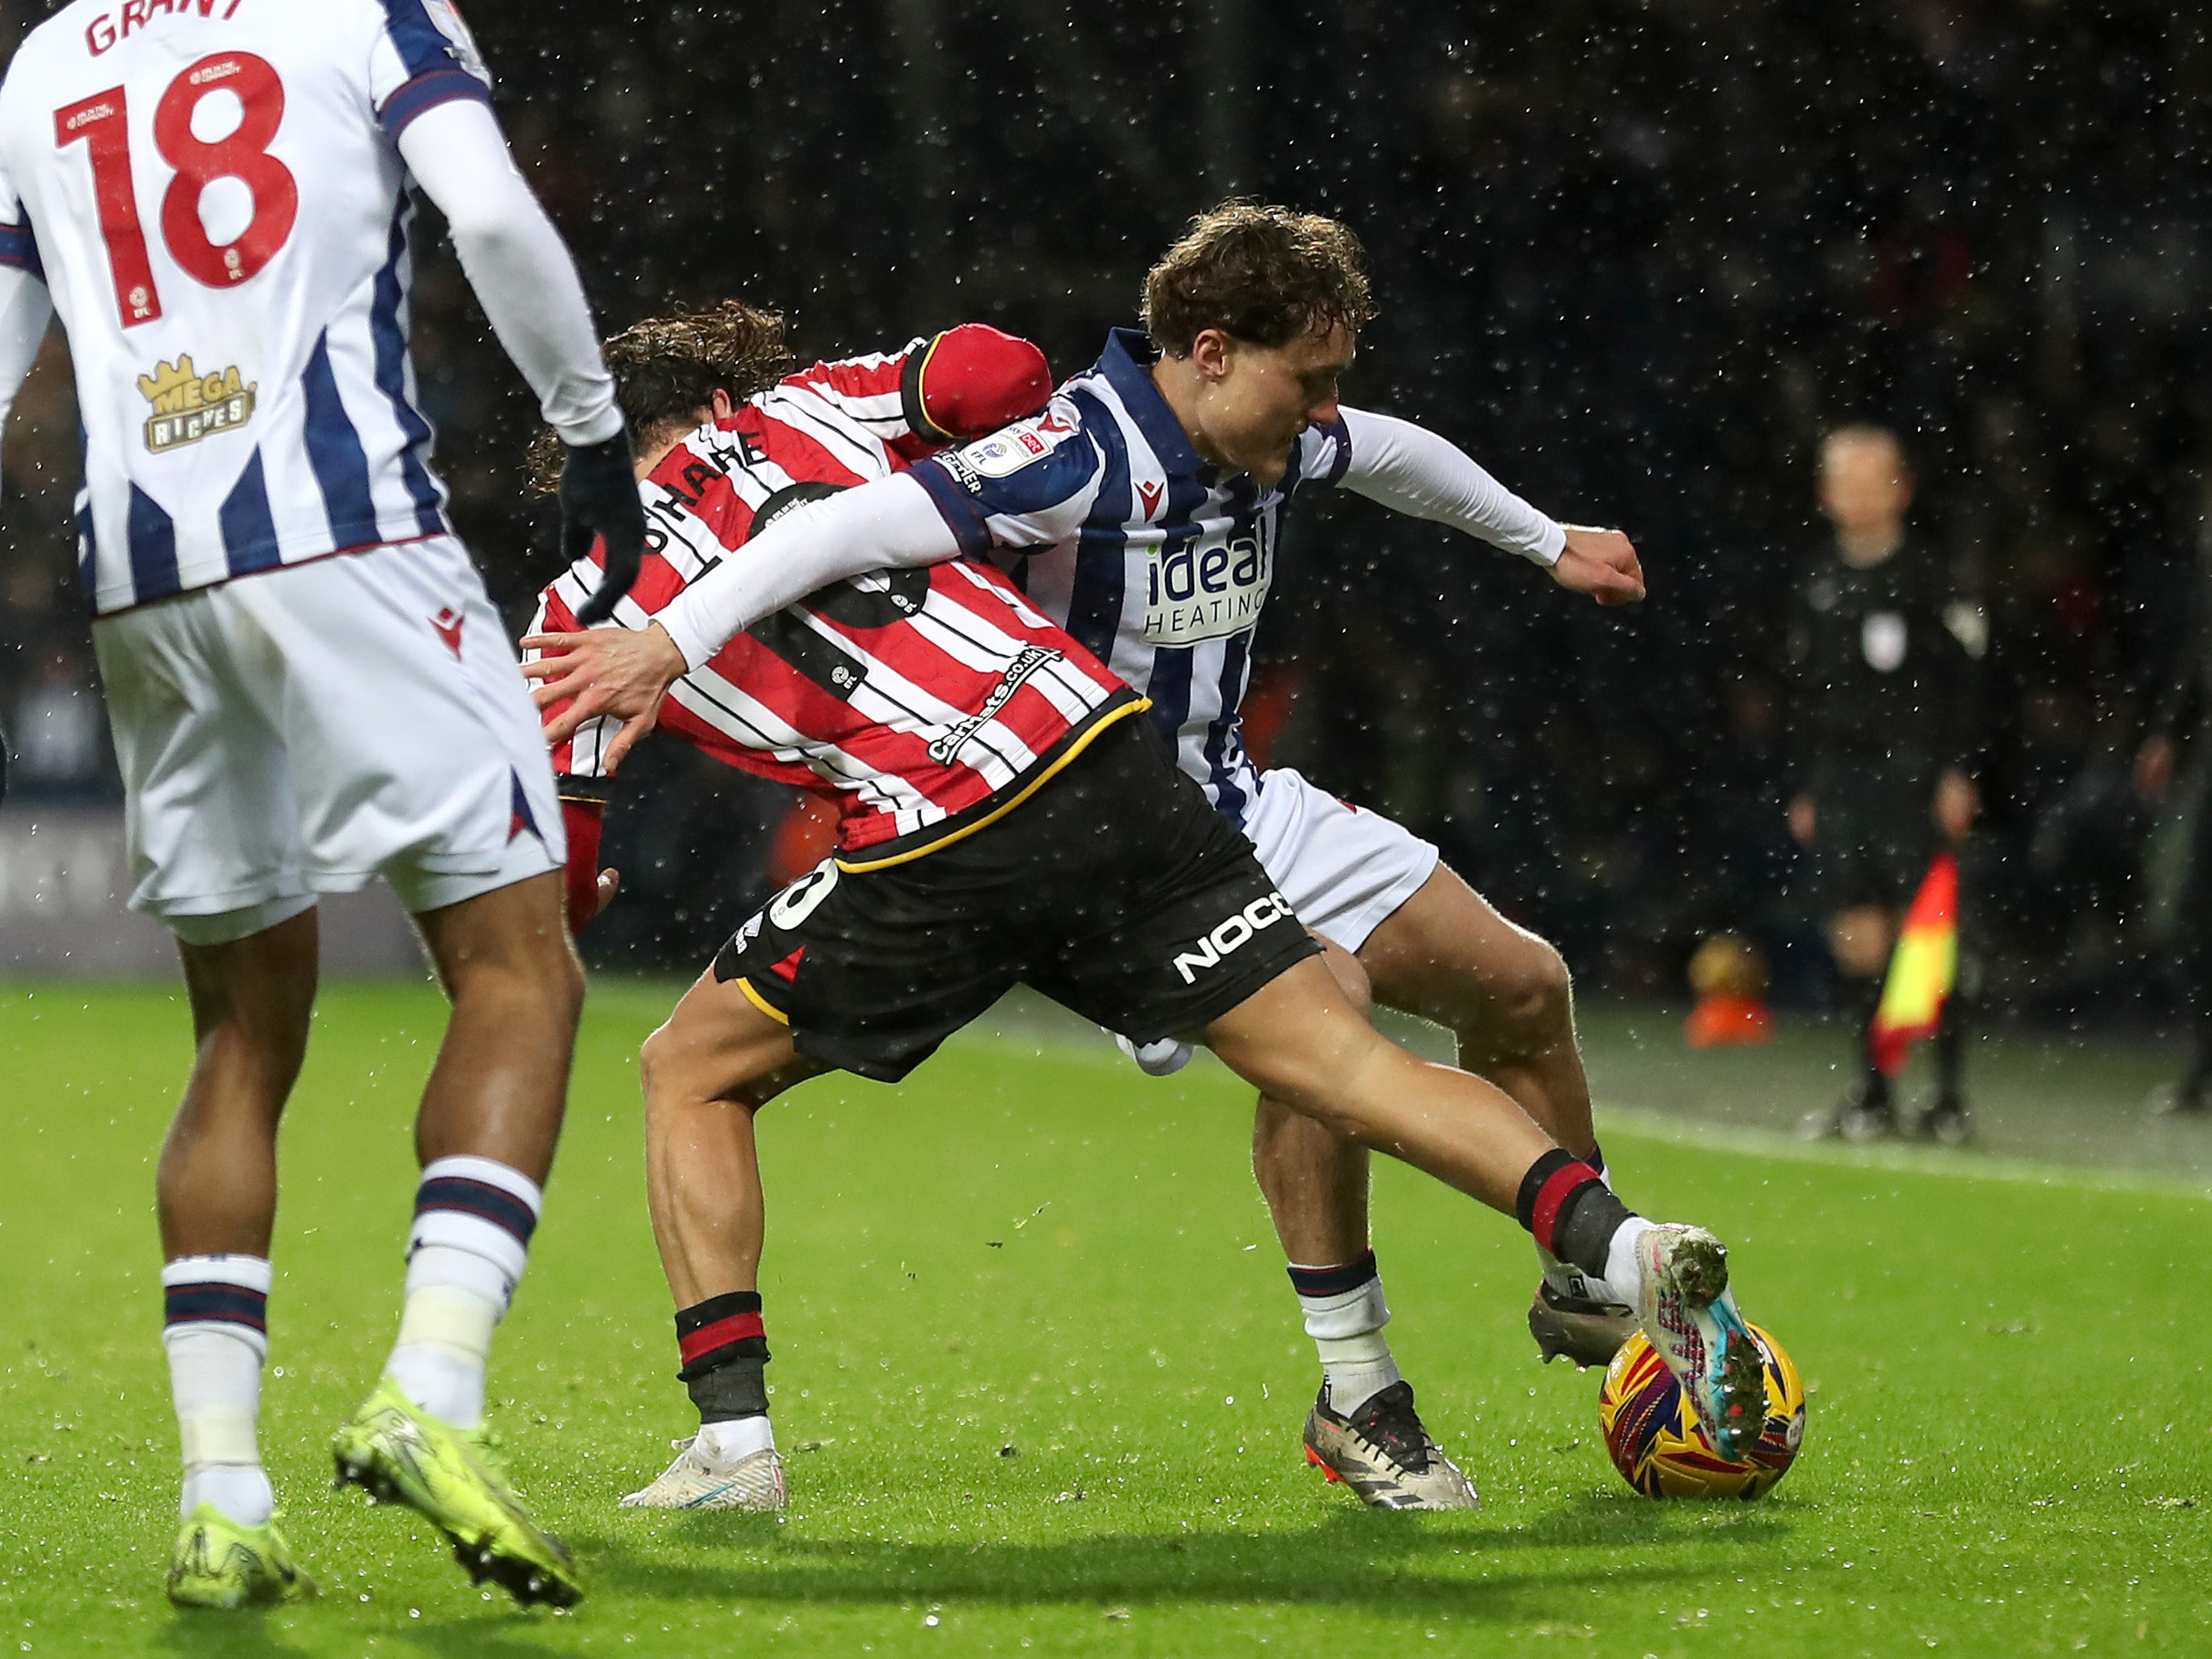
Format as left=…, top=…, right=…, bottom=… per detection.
left=1868, top=851, right=1959, bottom=1077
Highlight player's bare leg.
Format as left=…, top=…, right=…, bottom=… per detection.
left=1208, top=956, right=1764, bottom=1460
left=1254, top=1092, right=1478, bottom=1505
left=1357, top=864, right=1594, bottom=1157
left=624, top=968, right=824, bottom=1510
left=1246, top=943, right=1477, bottom=1506
left=331, top=871, right=589, bottom=1608
left=160, top=910, right=322, bottom=1263
left=1351, top=862, right=1633, bottom=1367
left=409, top=872, right=586, bottom=1184
left=156, top=908, right=322, bottom=1607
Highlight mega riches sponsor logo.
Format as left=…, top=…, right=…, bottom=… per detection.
left=138, top=355, right=256, bottom=454
left=1143, top=530, right=1268, bottom=646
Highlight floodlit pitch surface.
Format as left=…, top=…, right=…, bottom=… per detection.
left=3, top=979, right=2207, bottom=1657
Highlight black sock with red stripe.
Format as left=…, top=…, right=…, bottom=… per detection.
left=677, top=1292, right=770, bottom=1423
left=1515, top=1148, right=1636, bottom=1282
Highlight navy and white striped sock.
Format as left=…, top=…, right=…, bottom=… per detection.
left=384, top=1155, right=542, bottom=1431
left=162, top=1253, right=274, bottom=1527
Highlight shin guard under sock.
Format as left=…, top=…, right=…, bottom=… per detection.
left=386, top=1156, right=542, bottom=1431
left=1286, top=1252, right=1401, bottom=1416
left=678, top=1292, right=770, bottom=1425
left=163, top=1254, right=274, bottom=1527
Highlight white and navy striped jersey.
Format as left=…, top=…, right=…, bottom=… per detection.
left=911, top=326, right=1352, bottom=823
left=0, top=0, right=492, bottom=617
left=911, top=327, right=1566, bottom=823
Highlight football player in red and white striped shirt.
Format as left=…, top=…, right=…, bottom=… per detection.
left=523, top=302, right=1771, bottom=1519
left=524, top=302, right=1094, bottom=932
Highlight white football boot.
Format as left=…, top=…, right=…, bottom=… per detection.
left=619, top=1437, right=787, bottom=1512
left=1629, top=1223, right=1765, bottom=1463
left=1302, top=1381, right=1479, bottom=1510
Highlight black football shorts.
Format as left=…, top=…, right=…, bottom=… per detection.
left=711, top=712, right=1321, bottom=1083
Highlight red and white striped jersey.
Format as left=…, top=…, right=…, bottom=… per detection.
left=530, top=342, right=1140, bottom=869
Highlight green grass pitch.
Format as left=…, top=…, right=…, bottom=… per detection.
left=3, top=978, right=2208, bottom=1656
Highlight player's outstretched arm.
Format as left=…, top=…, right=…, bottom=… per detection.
left=395, top=100, right=644, bottom=622
left=1333, top=407, right=1645, bottom=606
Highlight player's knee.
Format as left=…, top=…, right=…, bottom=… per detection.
left=639, top=1019, right=686, bottom=1113
left=1488, top=937, right=1572, bottom=1047
left=1318, top=936, right=1373, bottom=1019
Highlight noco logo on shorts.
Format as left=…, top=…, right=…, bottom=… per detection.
left=1171, top=893, right=1293, bottom=985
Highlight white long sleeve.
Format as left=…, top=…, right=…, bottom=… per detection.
left=0, top=261, right=52, bottom=474
left=652, top=472, right=966, bottom=670
left=396, top=100, right=619, bottom=447
left=1336, top=406, right=1565, bottom=566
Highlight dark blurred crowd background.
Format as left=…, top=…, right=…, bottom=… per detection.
left=3, top=0, right=2206, bottom=1018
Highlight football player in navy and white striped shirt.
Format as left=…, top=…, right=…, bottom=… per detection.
left=532, top=205, right=1660, bottom=1509
left=0, top=0, right=645, bottom=1607
left=530, top=297, right=1771, bottom=1521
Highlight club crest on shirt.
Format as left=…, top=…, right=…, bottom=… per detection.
left=137, top=355, right=256, bottom=454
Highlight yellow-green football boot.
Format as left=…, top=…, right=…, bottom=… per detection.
left=166, top=1504, right=316, bottom=1609
left=332, top=1378, right=581, bottom=1608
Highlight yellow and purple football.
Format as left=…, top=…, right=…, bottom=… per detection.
left=1597, top=1322, right=1806, bottom=1499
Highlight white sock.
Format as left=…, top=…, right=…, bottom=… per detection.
left=1290, top=1256, right=1402, bottom=1417
left=162, top=1255, right=274, bottom=1527
left=1594, top=1216, right=1656, bottom=1309
left=385, top=1155, right=542, bottom=1432
left=699, top=1415, right=777, bottom=1462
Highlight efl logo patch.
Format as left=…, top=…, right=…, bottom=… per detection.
left=1171, top=893, right=1293, bottom=985
left=138, top=354, right=256, bottom=454
left=958, top=412, right=1078, bottom=480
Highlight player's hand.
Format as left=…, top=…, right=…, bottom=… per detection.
left=1550, top=525, right=1646, bottom=608
left=559, top=433, right=649, bottom=626
left=521, top=622, right=686, bottom=770
left=1786, top=793, right=1815, bottom=847
left=2136, top=734, right=2176, bottom=802
left=1933, top=769, right=1979, bottom=842
left=583, top=867, right=620, bottom=929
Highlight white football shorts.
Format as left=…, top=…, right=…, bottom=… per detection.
left=1241, top=766, right=1439, bottom=954
left=92, top=536, right=563, bottom=946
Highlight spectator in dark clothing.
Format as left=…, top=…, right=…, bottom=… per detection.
left=1786, top=427, right=1984, bottom=1144
left=2134, top=491, right=2212, bottom=1116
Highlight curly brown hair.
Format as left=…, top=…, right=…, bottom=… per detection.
left=527, top=299, right=797, bottom=491
left=1139, top=200, right=1378, bottom=359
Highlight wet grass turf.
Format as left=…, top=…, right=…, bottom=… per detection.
left=2, top=978, right=2208, bottom=1656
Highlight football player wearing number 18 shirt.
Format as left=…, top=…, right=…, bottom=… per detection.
left=0, top=0, right=647, bottom=1611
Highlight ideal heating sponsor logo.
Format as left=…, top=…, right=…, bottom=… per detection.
left=1142, top=531, right=1268, bottom=646
left=1171, top=893, right=1293, bottom=984
left=138, top=354, right=255, bottom=453
left=926, top=645, right=1062, bottom=764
